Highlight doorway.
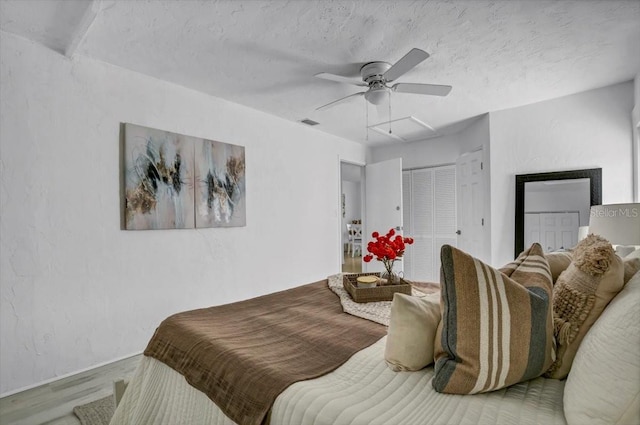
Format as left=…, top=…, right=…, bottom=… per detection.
left=341, top=162, right=364, bottom=273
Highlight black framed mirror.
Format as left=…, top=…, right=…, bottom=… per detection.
left=514, top=168, right=602, bottom=258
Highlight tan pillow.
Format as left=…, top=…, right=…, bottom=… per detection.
left=623, top=257, right=640, bottom=285
left=546, top=234, right=624, bottom=379
left=545, top=251, right=573, bottom=283
left=433, top=243, right=554, bottom=394
left=385, top=292, right=440, bottom=371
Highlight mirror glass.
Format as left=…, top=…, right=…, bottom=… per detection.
left=524, top=178, right=590, bottom=252
left=514, top=168, right=602, bottom=258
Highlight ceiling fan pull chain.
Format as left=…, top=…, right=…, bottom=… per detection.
left=365, top=96, right=369, bottom=142
left=388, top=90, right=392, bottom=134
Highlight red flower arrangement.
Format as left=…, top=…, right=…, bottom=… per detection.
left=363, top=228, right=414, bottom=282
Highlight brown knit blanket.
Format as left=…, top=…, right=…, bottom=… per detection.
left=143, top=280, right=387, bottom=425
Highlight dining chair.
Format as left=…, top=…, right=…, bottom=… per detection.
left=351, top=224, right=363, bottom=257
left=346, top=223, right=354, bottom=255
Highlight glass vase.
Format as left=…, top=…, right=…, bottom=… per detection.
left=380, top=269, right=400, bottom=285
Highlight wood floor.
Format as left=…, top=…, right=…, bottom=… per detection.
left=342, top=249, right=363, bottom=273
left=0, top=354, right=141, bottom=425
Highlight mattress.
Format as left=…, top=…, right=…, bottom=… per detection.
left=111, top=336, right=567, bottom=425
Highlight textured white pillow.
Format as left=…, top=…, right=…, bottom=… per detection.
left=564, top=271, right=640, bottom=425
left=384, top=292, right=440, bottom=372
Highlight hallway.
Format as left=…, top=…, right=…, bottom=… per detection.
left=342, top=251, right=362, bottom=274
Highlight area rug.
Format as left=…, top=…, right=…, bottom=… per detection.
left=328, top=273, right=440, bottom=326
left=73, top=395, right=115, bottom=425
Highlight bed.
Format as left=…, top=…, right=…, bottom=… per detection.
left=110, top=274, right=569, bottom=425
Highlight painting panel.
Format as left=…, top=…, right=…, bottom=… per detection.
left=123, top=123, right=195, bottom=230
left=195, top=139, right=246, bottom=228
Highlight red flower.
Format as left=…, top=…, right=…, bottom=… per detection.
left=364, top=228, right=414, bottom=279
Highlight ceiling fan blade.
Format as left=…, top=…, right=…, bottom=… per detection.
left=314, top=72, right=367, bottom=87
left=383, top=48, right=430, bottom=82
left=316, top=92, right=365, bottom=111
left=392, top=83, right=452, bottom=97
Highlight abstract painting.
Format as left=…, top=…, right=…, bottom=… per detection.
left=124, top=124, right=195, bottom=230
left=195, top=139, right=246, bottom=228
left=123, top=124, right=246, bottom=230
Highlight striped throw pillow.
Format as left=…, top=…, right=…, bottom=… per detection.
left=433, top=243, right=554, bottom=394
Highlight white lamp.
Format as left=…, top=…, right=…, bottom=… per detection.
left=589, top=203, right=640, bottom=256
left=578, top=226, right=589, bottom=241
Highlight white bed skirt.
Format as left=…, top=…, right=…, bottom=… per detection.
left=111, top=337, right=567, bottom=425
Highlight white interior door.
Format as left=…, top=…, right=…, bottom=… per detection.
left=434, top=167, right=457, bottom=279
left=553, top=212, right=579, bottom=250
left=456, top=150, right=485, bottom=258
left=365, top=158, right=403, bottom=273
left=403, top=166, right=456, bottom=282
left=404, top=169, right=433, bottom=281
left=526, top=212, right=579, bottom=252
left=524, top=213, right=541, bottom=248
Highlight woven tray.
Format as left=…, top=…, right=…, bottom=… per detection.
left=343, top=272, right=411, bottom=303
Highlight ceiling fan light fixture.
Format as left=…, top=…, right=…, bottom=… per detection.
left=364, top=87, right=389, bottom=105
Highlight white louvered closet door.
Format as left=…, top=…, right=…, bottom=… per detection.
left=434, top=167, right=457, bottom=279
left=408, top=169, right=434, bottom=281
left=403, top=165, right=456, bottom=282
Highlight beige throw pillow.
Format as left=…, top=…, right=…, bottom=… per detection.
left=546, top=234, right=624, bottom=379
left=433, top=243, right=554, bottom=394
left=623, top=257, right=640, bottom=285
left=385, top=292, right=440, bottom=372
left=545, top=251, right=573, bottom=283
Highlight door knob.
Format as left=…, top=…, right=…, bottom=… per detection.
left=456, top=230, right=461, bottom=235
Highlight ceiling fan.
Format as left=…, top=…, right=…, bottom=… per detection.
left=314, top=48, right=452, bottom=111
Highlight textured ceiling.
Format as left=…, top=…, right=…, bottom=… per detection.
left=1, top=0, right=639, bottom=146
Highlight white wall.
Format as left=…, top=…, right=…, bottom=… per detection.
left=0, top=33, right=366, bottom=395
left=633, top=73, right=639, bottom=202
left=369, top=115, right=489, bottom=169
left=525, top=181, right=591, bottom=226
left=489, top=81, right=634, bottom=266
